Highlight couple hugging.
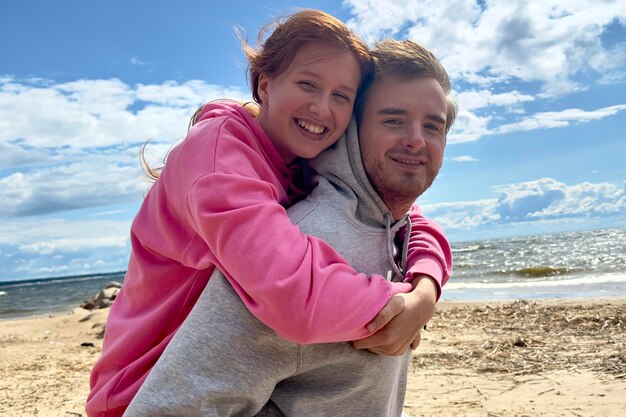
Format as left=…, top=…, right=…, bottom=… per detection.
left=87, top=9, right=456, bottom=417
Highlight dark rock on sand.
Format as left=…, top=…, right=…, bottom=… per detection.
left=80, top=281, right=122, bottom=310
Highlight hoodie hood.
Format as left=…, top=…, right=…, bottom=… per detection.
left=308, top=118, right=410, bottom=280
left=309, top=118, right=407, bottom=229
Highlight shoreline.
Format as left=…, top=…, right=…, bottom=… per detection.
left=3, top=293, right=626, bottom=322
left=1, top=298, right=625, bottom=416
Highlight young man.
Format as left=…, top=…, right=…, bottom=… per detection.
left=123, top=39, right=457, bottom=417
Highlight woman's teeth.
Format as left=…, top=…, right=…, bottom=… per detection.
left=298, top=120, right=325, bottom=134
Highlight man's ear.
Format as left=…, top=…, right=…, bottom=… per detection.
left=257, top=74, right=270, bottom=105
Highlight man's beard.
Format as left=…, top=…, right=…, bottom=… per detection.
left=370, top=164, right=439, bottom=213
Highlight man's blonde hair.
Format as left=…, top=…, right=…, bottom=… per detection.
left=355, top=39, right=457, bottom=134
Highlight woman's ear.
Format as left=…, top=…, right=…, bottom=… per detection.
left=257, top=74, right=270, bottom=105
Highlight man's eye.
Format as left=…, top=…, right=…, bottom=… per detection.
left=426, top=124, right=443, bottom=133
left=383, top=119, right=402, bottom=125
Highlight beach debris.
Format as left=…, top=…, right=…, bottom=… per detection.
left=512, top=336, right=528, bottom=348
left=80, top=281, right=122, bottom=310
left=412, top=299, right=626, bottom=379
left=96, top=327, right=106, bottom=339
left=90, top=322, right=106, bottom=339
left=78, top=312, right=94, bottom=322
left=81, top=342, right=95, bottom=348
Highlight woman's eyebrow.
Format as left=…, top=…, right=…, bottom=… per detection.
left=298, top=69, right=357, bottom=94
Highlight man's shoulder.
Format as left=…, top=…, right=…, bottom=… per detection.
left=286, top=198, right=321, bottom=226
left=287, top=197, right=349, bottom=235
left=286, top=195, right=365, bottom=245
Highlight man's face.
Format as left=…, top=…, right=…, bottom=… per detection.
left=359, top=75, right=447, bottom=212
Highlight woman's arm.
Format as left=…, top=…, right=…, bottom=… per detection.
left=404, top=204, right=452, bottom=298
left=165, top=113, right=411, bottom=344
left=186, top=171, right=413, bottom=344
left=354, top=205, right=452, bottom=354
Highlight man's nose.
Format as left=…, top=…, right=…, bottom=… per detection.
left=403, top=125, right=427, bottom=149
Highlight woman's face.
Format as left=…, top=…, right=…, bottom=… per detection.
left=256, top=42, right=362, bottom=163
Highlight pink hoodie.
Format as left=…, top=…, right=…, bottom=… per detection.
left=86, top=102, right=451, bottom=417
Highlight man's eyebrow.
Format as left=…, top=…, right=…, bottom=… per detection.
left=377, top=107, right=407, bottom=116
left=427, top=114, right=446, bottom=125
left=377, top=108, right=447, bottom=125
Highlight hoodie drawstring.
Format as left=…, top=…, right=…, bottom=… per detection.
left=384, top=212, right=405, bottom=281
left=401, top=214, right=411, bottom=278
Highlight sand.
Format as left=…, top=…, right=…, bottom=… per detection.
left=1, top=298, right=624, bottom=417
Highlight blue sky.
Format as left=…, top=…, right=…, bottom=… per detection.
left=1, top=0, right=625, bottom=281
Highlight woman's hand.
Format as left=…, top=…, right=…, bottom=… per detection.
left=353, top=276, right=437, bottom=356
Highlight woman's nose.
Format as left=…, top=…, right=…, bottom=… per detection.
left=309, top=94, right=331, bottom=119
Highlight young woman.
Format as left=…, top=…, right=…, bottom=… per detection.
left=86, top=9, right=451, bottom=417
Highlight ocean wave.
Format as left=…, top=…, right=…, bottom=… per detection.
left=445, top=273, right=626, bottom=290
left=0, top=291, right=6, bottom=297
left=453, top=245, right=482, bottom=253
left=455, top=267, right=575, bottom=279
left=0, top=307, right=35, bottom=316
left=513, top=267, right=569, bottom=277
left=0, top=273, right=123, bottom=289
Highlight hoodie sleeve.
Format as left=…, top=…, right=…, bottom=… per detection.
left=187, top=173, right=412, bottom=344
left=180, top=121, right=412, bottom=344
left=403, top=204, right=453, bottom=300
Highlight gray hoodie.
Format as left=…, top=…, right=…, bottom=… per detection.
left=123, top=119, right=413, bottom=417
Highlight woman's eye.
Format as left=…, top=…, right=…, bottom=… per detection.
left=298, top=81, right=316, bottom=90
left=333, top=93, right=351, bottom=103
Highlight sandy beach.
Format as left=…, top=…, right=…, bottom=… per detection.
left=1, top=298, right=624, bottom=417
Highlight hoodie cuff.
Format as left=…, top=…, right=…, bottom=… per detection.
left=404, top=255, right=445, bottom=301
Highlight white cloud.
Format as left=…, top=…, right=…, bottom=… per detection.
left=345, top=0, right=626, bottom=95
left=451, top=155, right=478, bottom=162
left=423, top=178, right=626, bottom=230
left=0, top=140, right=64, bottom=169
left=0, top=155, right=148, bottom=217
left=527, top=181, right=626, bottom=219
left=423, top=198, right=500, bottom=230
left=19, top=236, right=127, bottom=256
left=497, top=105, right=626, bottom=133
left=0, top=218, right=131, bottom=249
left=455, top=89, right=534, bottom=111
left=0, top=217, right=132, bottom=278
left=131, top=57, right=151, bottom=66
left=136, top=80, right=248, bottom=108
left=344, top=0, right=428, bottom=40
left=0, top=77, right=252, bottom=218
left=494, top=178, right=567, bottom=220
left=446, top=102, right=626, bottom=143
left=345, top=2, right=625, bottom=144
left=0, top=218, right=129, bottom=246
left=0, top=77, right=250, bottom=148
left=446, top=108, right=492, bottom=144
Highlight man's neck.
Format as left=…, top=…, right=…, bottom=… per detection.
left=387, top=201, right=413, bottom=222
left=375, top=186, right=416, bottom=221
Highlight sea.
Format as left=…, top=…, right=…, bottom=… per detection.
left=1, top=227, right=625, bottom=320
left=0, top=272, right=125, bottom=321
left=442, top=226, right=626, bottom=301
